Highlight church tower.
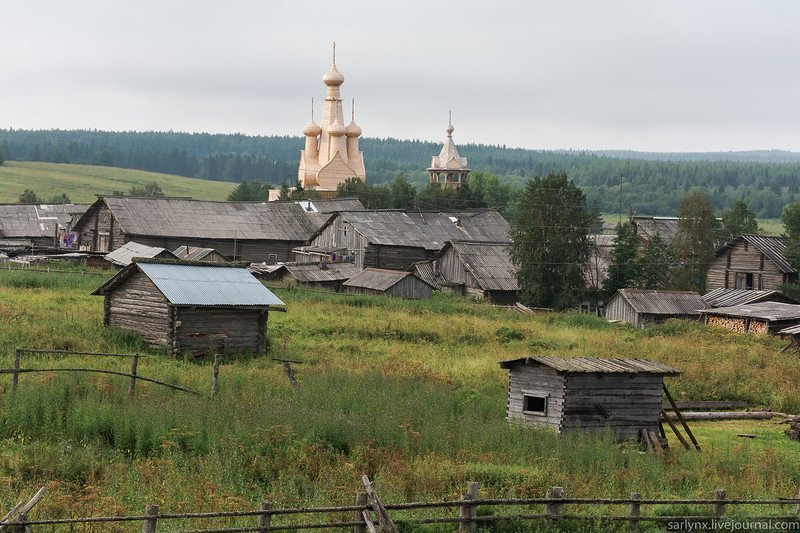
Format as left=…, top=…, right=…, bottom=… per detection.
left=298, top=44, right=366, bottom=195
left=428, top=112, right=470, bottom=188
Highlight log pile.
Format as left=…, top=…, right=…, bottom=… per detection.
left=785, top=417, right=800, bottom=441
left=707, top=316, right=748, bottom=333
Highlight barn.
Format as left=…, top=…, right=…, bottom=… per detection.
left=605, top=289, right=708, bottom=327
left=701, top=302, right=800, bottom=335
left=437, top=241, right=518, bottom=304
left=104, top=241, right=178, bottom=267
left=92, top=261, right=285, bottom=356
left=706, top=235, right=797, bottom=291
left=499, top=356, right=680, bottom=440
left=72, top=196, right=329, bottom=262
left=307, top=210, right=511, bottom=270
left=342, top=268, right=435, bottom=299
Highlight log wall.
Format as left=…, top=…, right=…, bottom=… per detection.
left=174, top=307, right=267, bottom=355
left=309, top=219, right=369, bottom=269
left=77, top=205, right=125, bottom=252
left=106, top=271, right=171, bottom=347
left=506, top=366, right=566, bottom=431
left=706, top=239, right=792, bottom=291
left=131, top=235, right=300, bottom=263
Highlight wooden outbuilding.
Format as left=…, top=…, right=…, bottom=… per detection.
left=105, top=241, right=178, bottom=267
left=437, top=241, right=518, bottom=305
left=701, top=302, right=800, bottom=335
left=706, top=235, right=797, bottom=291
left=342, top=268, right=435, bottom=299
left=500, top=356, right=681, bottom=440
left=172, top=245, right=229, bottom=263
left=605, top=289, right=707, bottom=327
left=282, top=262, right=359, bottom=290
left=0, top=203, right=88, bottom=249
left=702, top=288, right=797, bottom=308
left=92, top=261, right=285, bottom=355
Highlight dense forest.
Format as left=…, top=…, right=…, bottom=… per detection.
left=1, top=129, right=800, bottom=217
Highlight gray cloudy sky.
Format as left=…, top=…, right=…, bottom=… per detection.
left=2, top=0, right=799, bottom=151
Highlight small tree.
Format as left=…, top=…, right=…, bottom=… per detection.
left=389, top=173, right=416, bottom=209
left=718, top=200, right=759, bottom=246
left=602, top=222, right=641, bottom=296
left=227, top=181, right=269, bottom=201
left=47, top=193, right=71, bottom=204
left=0, top=141, right=6, bottom=165
left=673, top=191, right=717, bottom=292
left=129, top=181, right=165, bottom=197
left=637, top=233, right=676, bottom=290
left=18, top=189, right=41, bottom=204
left=511, top=173, right=594, bottom=309
left=278, top=181, right=291, bottom=201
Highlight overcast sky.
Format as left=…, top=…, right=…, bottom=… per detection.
left=2, top=1, right=799, bottom=152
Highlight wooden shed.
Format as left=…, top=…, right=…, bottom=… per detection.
left=437, top=241, right=518, bottom=305
left=282, top=262, right=359, bottom=290
left=701, top=302, right=800, bottom=335
left=342, top=268, right=435, bottom=299
left=92, top=261, right=285, bottom=356
left=706, top=235, right=797, bottom=291
left=104, top=241, right=178, bottom=267
left=500, top=356, right=680, bottom=440
left=172, top=246, right=229, bottom=263
left=605, top=289, right=707, bottom=327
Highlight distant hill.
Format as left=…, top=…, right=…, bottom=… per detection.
left=2, top=129, right=800, bottom=217
left=0, top=161, right=235, bottom=204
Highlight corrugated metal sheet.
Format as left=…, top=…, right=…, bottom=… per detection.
left=450, top=241, right=518, bottom=291
left=343, top=268, right=415, bottom=291
left=331, top=210, right=510, bottom=251
left=500, top=356, right=680, bottom=375
left=105, top=241, right=176, bottom=267
left=0, top=204, right=89, bottom=238
left=284, top=262, right=359, bottom=283
left=136, top=263, right=285, bottom=307
left=618, top=289, right=708, bottom=315
left=80, top=197, right=323, bottom=241
left=702, top=288, right=794, bottom=308
left=703, top=302, right=800, bottom=321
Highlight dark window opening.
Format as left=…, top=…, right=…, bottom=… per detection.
left=523, top=394, right=547, bottom=415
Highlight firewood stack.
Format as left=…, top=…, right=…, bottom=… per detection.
left=785, top=417, right=800, bottom=441
left=707, top=316, right=748, bottom=333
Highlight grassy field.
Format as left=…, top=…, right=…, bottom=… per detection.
left=0, top=161, right=236, bottom=203
left=0, top=268, right=799, bottom=528
left=601, top=213, right=785, bottom=236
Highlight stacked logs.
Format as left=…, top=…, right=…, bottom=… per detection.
left=785, top=417, right=800, bottom=441
left=706, top=316, right=749, bottom=333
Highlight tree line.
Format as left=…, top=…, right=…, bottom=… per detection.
left=2, top=129, right=800, bottom=216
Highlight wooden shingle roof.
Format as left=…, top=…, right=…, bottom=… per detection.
left=500, top=356, right=680, bottom=375
left=448, top=241, right=518, bottom=291
left=343, top=268, right=434, bottom=292
left=0, top=204, right=89, bottom=238
left=614, top=289, right=708, bottom=315
left=703, top=302, right=800, bottom=321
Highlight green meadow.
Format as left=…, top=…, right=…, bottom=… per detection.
left=0, top=268, right=799, bottom=528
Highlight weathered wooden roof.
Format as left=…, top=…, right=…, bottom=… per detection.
left=0, top=204, right=89, bottom=238
left=284, top=262, right=360, bottom=283
left=630, top=216, right=679, bottom=244
left=343, top=268, right=434, bottom=291
left=105, top=241, right=177, bottom=267
left=294, top=198, right=365, bottom=213
left=410, top=261, right=445, bottom=290
left=778, top=324, right=800, bottom=335
left=716, top=235, right=795, bottom=274
left=614, top=289, right=708, bottom=315
left=500, top=356, right=680, bottom=375
left=703, top=302, right=800, bottom=321
left=449, top=241, right=518, bottom=291
left=74, top=197, right=326, bottom=242
left=172, top=246, right=226, bottom=262
left=93, top=261, right=285, bottom=308
left=322, top=210, right=510, bottom=251
left=703, top=288, right=796, bottom=308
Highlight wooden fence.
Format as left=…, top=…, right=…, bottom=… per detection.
left=3, top=482, right=800, bottom=532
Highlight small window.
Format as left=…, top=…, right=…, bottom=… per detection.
left=523, top=393, right=548, bottom=415
left=268, top=253, right=278, bottom=260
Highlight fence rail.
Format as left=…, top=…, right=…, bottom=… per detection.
left=3, top=484, right=800, bottom=532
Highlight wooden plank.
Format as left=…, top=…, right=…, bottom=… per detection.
left=660, top=409, right=691, bottom=450
left=662, top=400, right=748, bottom=410
left=663, top=411, right=776, bottom=421
left=361, top=476, right=398, bottom=533
left=663, top=385, right=701, bottom=451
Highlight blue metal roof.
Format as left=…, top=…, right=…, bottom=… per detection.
left=137, top=263, right=285, bottom=307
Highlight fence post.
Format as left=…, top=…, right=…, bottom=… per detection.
left=127, top=354, right=139, bottom=399
left=211, top=354, right=221, bottom=398
left=12, top=348, right=21, bottom=392
left=257, top=501, right=271, bottom=532
left=458, top=482, right=478, bottom=533
left=796, top=488, right=800, bottom=515
left=12, top=511, right=27, bottom=533
left=545, top=486, right=564, bottom=520
left=354, top=492, right=367, bottom=533
left=628, top=492, right=641, bottom=532
left=142, top=503, right=158, bottom=533
left=713, top=488, right=726, bottom=519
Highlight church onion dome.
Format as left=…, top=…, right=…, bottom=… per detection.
left=322, top=64, right=345, bottom=86
left=303, top=119, right=321, bottom=136
left=345, top=119, right=362, bottom=138
left=446, top=122, right=454, bottom=136
left=328, top=118, right=346, bottom=137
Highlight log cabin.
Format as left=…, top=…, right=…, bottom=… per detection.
left=500, top=356, right=681, bottom=440
left=342, top=268, right=435, bottom=299
left=92, top=260, right=285, bottom=356
left=605, top=289, right=708, bottom=328
left=706, top=235, right=797, bottom=291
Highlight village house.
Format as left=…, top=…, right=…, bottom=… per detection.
left=500, top=356, right=680, bottom=440
left=706, top=235, right=797, bottom=291
left=308, top=210, right=511, bottom=270
left=92, top=261, right=285, bottom=356
left=0, top=203, right=88, bottom=250
left=702, top=288, right=797, bottom=308
left=605, top=289, right=707, bottom=327
left=342, top=268, right=435, bottom=299
left=701, top=302, right=800, bottom=335
left=72, top=196, right=332, bottom=262
left=436, top=241, right=518, bottom=305
left=104, top=241, right=178, bottom=267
